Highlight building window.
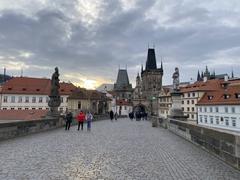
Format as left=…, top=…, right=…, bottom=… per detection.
left=216, top=116, right=219, bottom=124
left=3, top=96, right=8, bottom=103
left=124, top=106, right=127, bottom=110
left=191, top=114, right=194, bottom=119
left=225, top=118, right=229, bottom=126
left=182, top=101, right=184, bottom=104
left=188, top=93, right=190, bottom=97
left=199, top=115, right=203, bottom=123
left=187, top=107, right=190, bottom=111
left=210, top=116, right=213, bottom=124
left=32, top=108, right=36, bottom=110
left=11, top=96, right=15, bottom=103
left=204, top=107, right=207, bottom=112
left=61, top=97, right=63, bottom=103
left=18, top=108, right=22, bottom=110
left=11, top=107, right=15, bottom=110
left=25, top=108, right=29, bottom=110
left=215, top=107, right=219, bottom=113
left=187, top=100, right=190, bottom=104
left=32, top=97, right=36, bottom=103
left=182, top=107, right=184, bottom=111
left=192, top=107, right=194, bottom=112
left=192, top=92, right=195, bottom=97
left=78, top=101, right=81, bottom=109
left=39, top=108, right=42, bottom=110
left=204, top=116, right=208, bottom=123
left=231, top=107, right=235, bottom=113
left=210, top=107, right=213, bottom=113
left=25, top=97, right=29, bottom=103
left=18, top=96, right=22, bottom=103
left=231, top=118, right=236, bottom=127
left=3, top=108, right=7, bottom=110
left=191, top=100, right=194, bottom=104
left=39, top=97, right=43, bottom=103
left=225, top=107, right=228, bottom=113
left=199, top=107, right=202, bottom=112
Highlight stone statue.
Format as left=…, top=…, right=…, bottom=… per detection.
left=172, top=67, right=180, bottom=91
left=48, top=67, right=61, bottom=114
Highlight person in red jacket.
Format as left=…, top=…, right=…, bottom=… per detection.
left=77, top=111, right=85, bottom=131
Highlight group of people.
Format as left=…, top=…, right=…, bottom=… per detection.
left=65, top=111, right=93, bottom=131
left=129, top=111, right=148, bottom=121
left=109, top=110, right=118, bottom=121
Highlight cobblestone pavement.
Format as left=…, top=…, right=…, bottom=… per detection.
left=0, top=118, right=240, bottom=180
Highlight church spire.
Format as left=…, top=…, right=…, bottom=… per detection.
left=197, top=70, right=201, bottom=81
left=231, top=70, right=234, bottom=78
left=145, top=48, right=157, bottom=70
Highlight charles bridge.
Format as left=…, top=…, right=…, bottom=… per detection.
left=0, top=117, right=240, bottom=180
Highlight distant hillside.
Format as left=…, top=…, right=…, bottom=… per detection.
left=0, top=74, right=12, bottom=84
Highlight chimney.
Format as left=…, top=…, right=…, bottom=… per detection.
left=224, top=75, right=228, bottom=82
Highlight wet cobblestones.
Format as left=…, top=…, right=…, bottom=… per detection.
left=0, top=118, right=240, bottom=180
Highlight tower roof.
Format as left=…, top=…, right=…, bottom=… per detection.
left=145, top=48, right=157, bottom=70
left=114, top=69, right=131, bottom=90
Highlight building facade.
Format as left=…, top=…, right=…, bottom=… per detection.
left=197, top=83, right=240, bottom=132
left=158, top=87, right=172, bottom=119
left=68, top=88, right=109, bottom=115
left=0, top=77, right=76, bottom=112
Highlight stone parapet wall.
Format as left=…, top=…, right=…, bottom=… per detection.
left=0, top=117, right=65, bottom=141
left=168, top=118, right=240, bottom=170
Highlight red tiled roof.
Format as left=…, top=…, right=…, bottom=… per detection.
left=68, top=88, right=106, bottom=100
left=180, top=79, right=223, bottom=93
left=0, top=110, right=48, bottom=121
left=197, top=84, right=240, bottom=105
left=1, top=77, right=76, bottom=95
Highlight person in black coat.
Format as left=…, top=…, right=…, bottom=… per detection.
left=65, top=112, right=73, bottom=130
left=109, top=110, right=114, bottom=121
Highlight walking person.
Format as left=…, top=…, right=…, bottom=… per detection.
left=110, top=110, right=114, bottom=121
left=65, top=111, right=73, bottom=130
left=77, top=111, right=85, bottom=131
left=86, top=111, right=93, bottom=131
left=114, top=112, right=118, bottom=121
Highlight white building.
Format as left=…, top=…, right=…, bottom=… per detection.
left=0, top=77, right=76, bottom=112
left=180, top=79, right=222, bottom=122
left=197, top=82, right=240, bottom=132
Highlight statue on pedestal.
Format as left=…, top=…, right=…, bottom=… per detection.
left=48, top=67, right=61, bottom=115
left=172, top=67, right=179, bottom=92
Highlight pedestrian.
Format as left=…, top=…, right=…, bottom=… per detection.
left=110, top=110, right=114, bottom=121
left=86, top=111, right=93, bottom=131
left=76, top=111, right=85, bottom=131
left=65, top=111, right=73, bottom=130
left=114, top=112, right=118, bottom=120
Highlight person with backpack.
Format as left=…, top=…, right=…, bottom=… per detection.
left=86, top=111, right=93, bottom=131
left=76, top=111, right=85, bottom=131
left=65, top=111, right=73, bottom=130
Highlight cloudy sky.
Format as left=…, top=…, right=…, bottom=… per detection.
left=0, top=0, right=240, bottom=89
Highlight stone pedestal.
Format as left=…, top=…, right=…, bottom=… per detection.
left=168, top=91, right=187, bottom=121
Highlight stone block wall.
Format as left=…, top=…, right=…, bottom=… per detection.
left=168, top=118, right=240, bottom=170
left=0, top=117, right=64, bottom=141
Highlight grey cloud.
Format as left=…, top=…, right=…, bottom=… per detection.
left=0, top=0, right=239, bottom=86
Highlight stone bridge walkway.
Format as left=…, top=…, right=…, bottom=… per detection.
left=0, top=118, right=240, bottom=180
